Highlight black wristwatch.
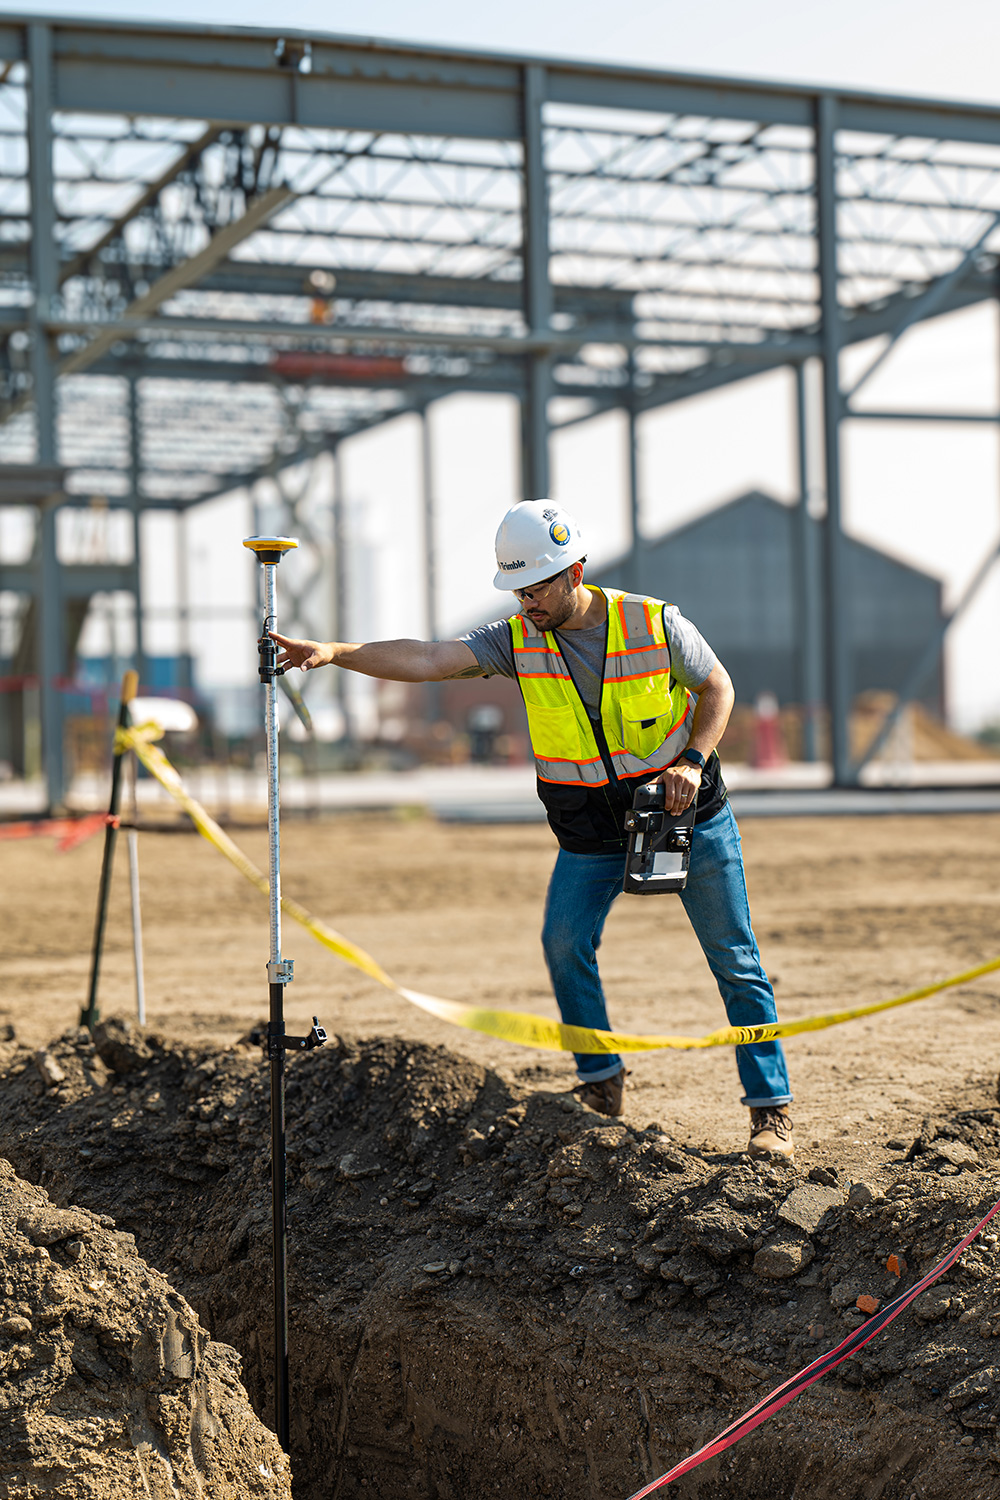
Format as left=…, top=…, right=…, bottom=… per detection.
left=681, top=747, right=706, bottom=769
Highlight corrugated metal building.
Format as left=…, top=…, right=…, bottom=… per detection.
left=425, top=490, right=945, bottom=760
left=594, top=491, right=944, bottom=711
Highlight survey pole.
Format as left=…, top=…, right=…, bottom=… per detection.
left=243, top=534, right=327, bottom=1454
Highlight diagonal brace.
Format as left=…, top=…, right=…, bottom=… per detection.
left=57, top=183, right=294, bottom=381
left=59, top=124, right=222, bottom=285
left=845, top=212, right=1000, bottom=404
left=851, top=537, right=1000, bottom=779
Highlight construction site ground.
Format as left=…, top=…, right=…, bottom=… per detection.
left=5, top=806, right=1000, bottom=1499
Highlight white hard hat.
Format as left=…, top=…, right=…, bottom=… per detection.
left=493, top=500, right=586, bottom=591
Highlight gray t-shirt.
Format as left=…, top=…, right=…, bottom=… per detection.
left=461, top=602, right=717, bottom=719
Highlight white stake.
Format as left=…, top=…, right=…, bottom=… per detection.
left=127, top=826, right=146, bottom=1026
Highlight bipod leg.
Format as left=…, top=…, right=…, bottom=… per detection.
left=83, top=668, right=137, bottom=1032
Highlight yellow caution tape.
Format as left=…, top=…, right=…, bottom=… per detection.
left=118, top=723, right=1000, bottom=1055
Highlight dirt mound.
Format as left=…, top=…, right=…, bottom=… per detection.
left=2, top=1021, right=1000, bottom=1499
left=0, top=1149, right=290, bottom=1499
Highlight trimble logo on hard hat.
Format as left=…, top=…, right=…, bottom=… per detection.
left=492, top=499, right=585, bottom=591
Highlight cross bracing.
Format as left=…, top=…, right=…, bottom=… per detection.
left=1, top=19, right=1000, bottom=804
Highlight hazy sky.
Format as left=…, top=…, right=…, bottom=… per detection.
left=13, top=0, right=1000, bottom=731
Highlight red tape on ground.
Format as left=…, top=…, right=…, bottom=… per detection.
left=0, top=812, right=111, bottom=850
left=625, top=1192, right=1000, bottom=1496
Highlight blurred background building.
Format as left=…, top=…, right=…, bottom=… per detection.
left=2, top=17, right=1000, bottom=806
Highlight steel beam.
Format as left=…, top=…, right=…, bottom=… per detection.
left=4, top=21, right=1000, bottom=147
left=815, top=92, right=852, bottom=787
left=2, top=562, right=135, bottom=597
left=845, top=409, right=1000, bottom=424
left=520, top=63, right=552, bottom=500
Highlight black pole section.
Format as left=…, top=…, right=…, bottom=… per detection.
left=269, top=989, right=289, bottom=1450
left=82, top=668, right=137, bottom=1032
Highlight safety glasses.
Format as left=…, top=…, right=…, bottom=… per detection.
left=511, top=568, right=570, bottom=602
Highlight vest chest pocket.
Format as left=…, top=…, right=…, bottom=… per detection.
left=616, top=690, right=676, bottom=759
left=524, top=699, right=592, bottom=763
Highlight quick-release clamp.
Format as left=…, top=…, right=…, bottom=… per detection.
left=257, top=624, right=286, bottom=684
left=264, top=1018, right=329, bottom=1060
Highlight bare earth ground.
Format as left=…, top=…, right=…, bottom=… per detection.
left=6, top=807, right=1000, bottom=1499
left=7, top=809, right=1000, bottom=1174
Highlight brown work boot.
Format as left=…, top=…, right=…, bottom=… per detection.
left=748, top=1105, right=794, bottom=1159
left=573, top=1068, right=629, bottom=1117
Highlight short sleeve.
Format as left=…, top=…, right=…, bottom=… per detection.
left=460, top=620, right=517, bottom=679
left=662, top=605, right=718, bottom=691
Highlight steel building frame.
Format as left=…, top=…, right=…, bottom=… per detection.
left=2, top=17, right=1000, bottom=806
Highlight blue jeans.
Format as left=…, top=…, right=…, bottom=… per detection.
left=540, top=802, right=792, bottom=1108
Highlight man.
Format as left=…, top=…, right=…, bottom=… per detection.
left=271, top=500, right=794, bottom=1158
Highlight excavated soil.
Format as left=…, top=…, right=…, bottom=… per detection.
left=1, top=1021, right=1000, bottom=1499
left=5, top=810, right=1000, bottom=1496
left=0, top=1148, right=291, bottom=1499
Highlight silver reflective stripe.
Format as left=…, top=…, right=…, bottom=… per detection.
left=617, top=592, right=657, bottom=648
left=535, top=755, right=609, bottom=786
left=611, top=714, right=692, bottom=776
left=513, top=648, right=570, bottom=678
left=604, top=645, right=671, bottom=681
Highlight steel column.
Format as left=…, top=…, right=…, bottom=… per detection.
left=27, top=22, right=64, bottom=809
left=625, top=357, right=642, bottom=594
left=420, top=406, right=442, bottom=724
left=127, top=378, right=147, bottom=687
left=815, top=93, right=853, bottom=786
left=793, top=362, right=824, bottom=762
left=521, top=63, right=552, bottom=499
left=331, top=444, right=351, bottom=741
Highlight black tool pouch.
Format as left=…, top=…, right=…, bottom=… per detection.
left=622, top=781, right=695, bottom=895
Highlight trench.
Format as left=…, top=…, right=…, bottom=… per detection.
left=1, top=1020, right=999, bottom=1500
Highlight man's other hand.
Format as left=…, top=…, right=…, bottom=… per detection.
left=268, top=632, right=333, bottom=672
left=656, top=762, right=702, bottom=816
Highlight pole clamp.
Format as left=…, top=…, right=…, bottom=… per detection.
left=264, top=1017, right=328, bottom=1059
left=257, top=615, right=286, bottom=683
left=267, top=958, right=295, bottom=984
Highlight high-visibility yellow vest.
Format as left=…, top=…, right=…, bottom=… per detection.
left=508, top=587, right=693, bottom=787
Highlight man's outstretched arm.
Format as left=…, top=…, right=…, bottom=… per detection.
left=269, top=632, right=484, bottom=683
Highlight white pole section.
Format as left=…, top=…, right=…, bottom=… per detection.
left=127, top=826, right=146, bottom=1026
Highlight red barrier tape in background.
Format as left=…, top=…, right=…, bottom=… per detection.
left=0, top=812, right=113, bottom=851
left=626, top=1193, right=1000, bottom=1497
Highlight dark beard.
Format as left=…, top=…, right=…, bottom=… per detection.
left=529, top=579, right=577, bottom=631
